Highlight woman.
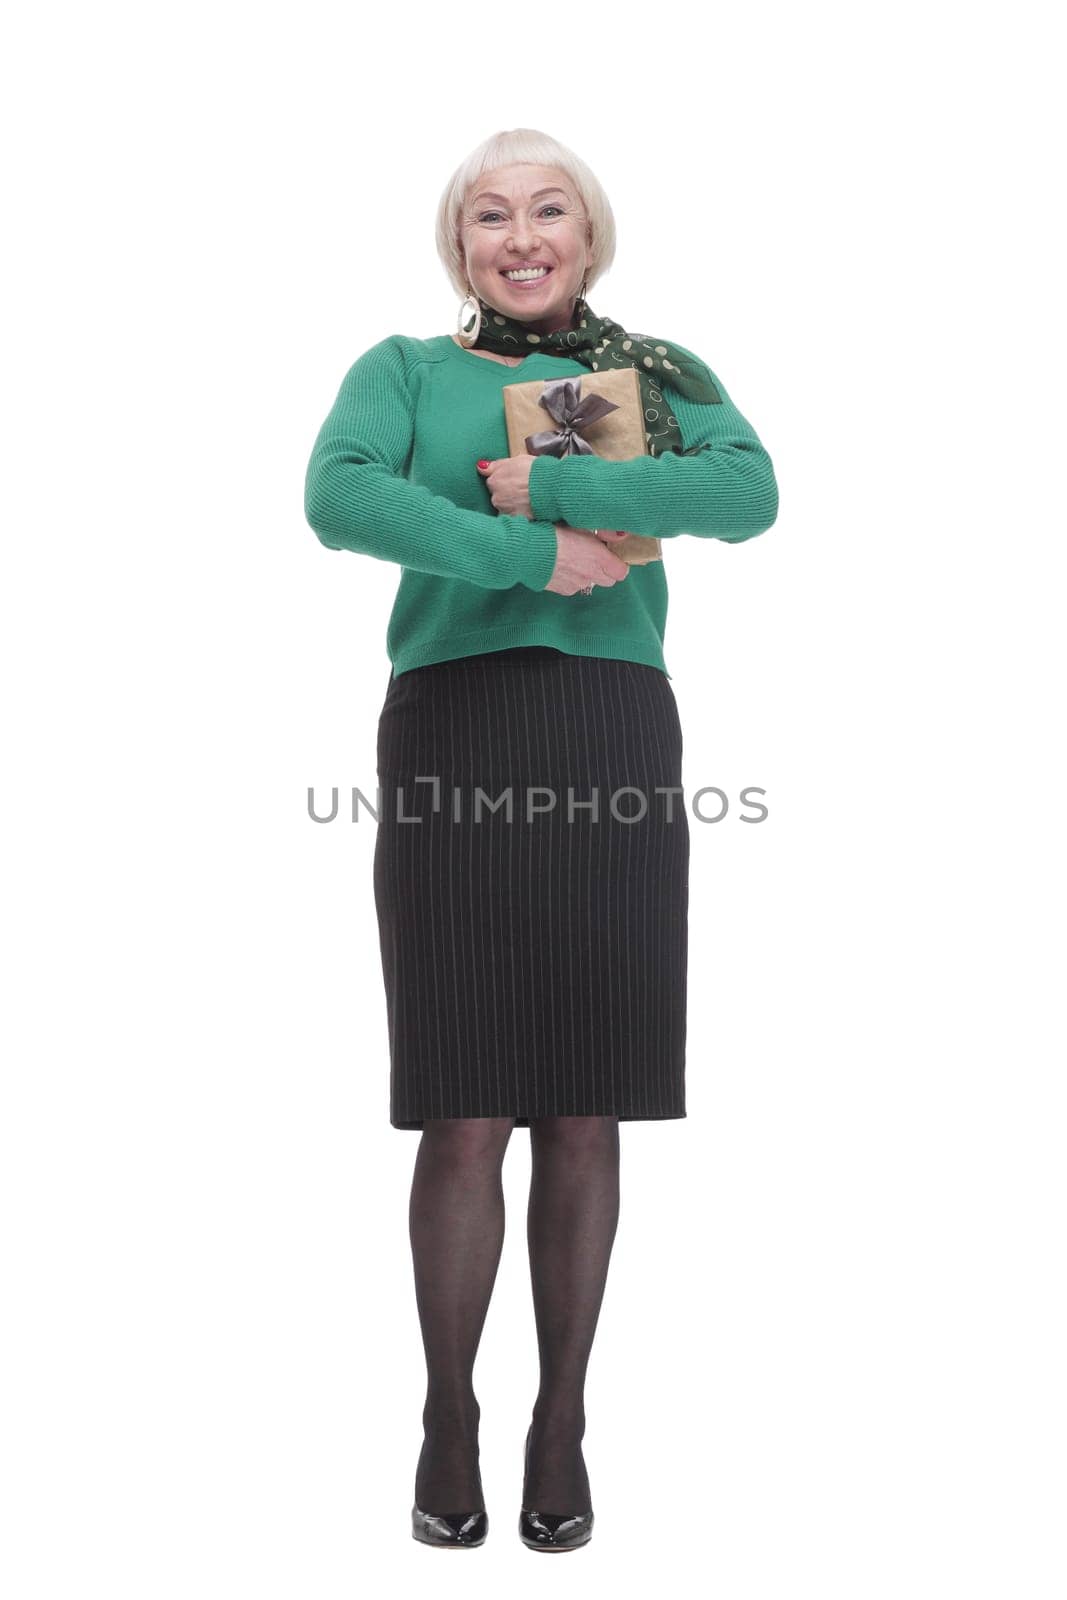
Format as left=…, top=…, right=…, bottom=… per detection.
left=303, top=127, right=778, bottom=1552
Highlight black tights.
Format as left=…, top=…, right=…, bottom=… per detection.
left=409, top=1114, right=621, bottom=1515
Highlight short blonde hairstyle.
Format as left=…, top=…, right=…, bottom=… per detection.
left=435, top=127, right=617, bottom=300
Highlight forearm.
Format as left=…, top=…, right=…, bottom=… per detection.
left=305, top=451, right=558, bottom=590
left=528, top=443, right=778, bottom=541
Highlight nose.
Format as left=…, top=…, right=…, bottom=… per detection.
left=508, top=217, right=541, bottom=254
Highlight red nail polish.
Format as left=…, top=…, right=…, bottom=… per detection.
left=477, top=459, right=489, bottom=470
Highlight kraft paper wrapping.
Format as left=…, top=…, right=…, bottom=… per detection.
left=502, top=367, right=662, bottom=567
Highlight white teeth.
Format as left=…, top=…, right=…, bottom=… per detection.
left=503, top=267, right=549, bottom=281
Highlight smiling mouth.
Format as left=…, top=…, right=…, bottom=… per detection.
left=500, top=266, right=553, bottom=283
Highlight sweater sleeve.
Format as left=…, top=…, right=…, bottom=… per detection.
left=527, top=343, right=778, bottom=544
left=304, top=336, right=560, bottom=590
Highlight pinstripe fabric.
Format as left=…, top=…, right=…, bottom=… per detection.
left=373, top=647, right=689, bottom=1129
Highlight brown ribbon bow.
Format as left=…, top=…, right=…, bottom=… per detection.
left=524, top=376, right=620, bottom=457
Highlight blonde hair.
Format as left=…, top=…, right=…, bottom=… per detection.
left=435, top=127, right=617, bottom=300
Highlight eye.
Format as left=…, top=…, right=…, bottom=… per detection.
left=476, top=204, right=567, bottom=224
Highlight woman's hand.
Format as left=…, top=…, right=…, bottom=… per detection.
left=477, top=455, right=535, bottom=518
left=545, top=525, right=631, bottom=597
left=476, top=460, right=636, bottom=550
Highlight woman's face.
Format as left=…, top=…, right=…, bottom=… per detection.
left=460, top=162, right=591, bottom=336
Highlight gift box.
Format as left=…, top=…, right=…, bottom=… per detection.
left=501, top=368, right=662, bottom=566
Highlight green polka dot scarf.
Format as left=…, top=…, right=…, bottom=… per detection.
left=468, top=293, right=722, bottom=458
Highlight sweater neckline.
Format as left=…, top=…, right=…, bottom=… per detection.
left=440, top=334, right=580, bottom=372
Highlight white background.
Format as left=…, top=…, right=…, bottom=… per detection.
left=3, top=1, right=1063, bottom=1594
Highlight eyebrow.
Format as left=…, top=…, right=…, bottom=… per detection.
left=471, top=187, right=568, bottom=206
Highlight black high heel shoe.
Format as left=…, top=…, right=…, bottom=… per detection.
left=518, top=1424, right=594, bottom=1551
left=411, top=1505, right=488, bottom=1548
left=411, top=1418, right=488, bottom=1547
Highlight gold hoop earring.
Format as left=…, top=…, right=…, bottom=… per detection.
left=457, top=284, right=481, bottom=347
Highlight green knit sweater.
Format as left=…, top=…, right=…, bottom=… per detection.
left=303, top=333, right=778, bottom=679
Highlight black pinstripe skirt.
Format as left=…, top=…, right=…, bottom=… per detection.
left=373, top=647, right=690, bottom=1129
